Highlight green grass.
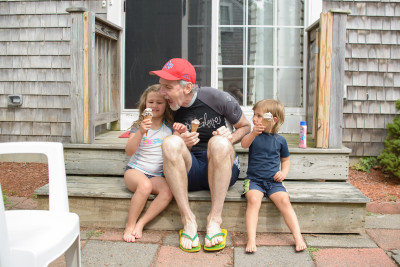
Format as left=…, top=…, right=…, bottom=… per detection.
left=86, top=229, right=103, bottom=238
left=2, top=189, right=10, bottom=206
left=308, top=247, right=319, bottom=260
left=386, top=193, right=397, bottom=202
left=352, top=157, right=378, bottom=173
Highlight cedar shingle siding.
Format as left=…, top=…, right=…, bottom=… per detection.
left=324, top=0, right=400, bottom=156
left=0, top=0, right=105, bottom=142
left=1, top=0, right=399, bottom=157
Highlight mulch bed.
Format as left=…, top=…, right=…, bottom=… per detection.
left=348, top=167, right=400, bottom=203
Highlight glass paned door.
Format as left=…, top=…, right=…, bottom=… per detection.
left=124, top=0, right=211, bottom=108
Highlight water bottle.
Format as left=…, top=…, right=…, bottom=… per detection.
left=299, top=121, right=307, bottom=148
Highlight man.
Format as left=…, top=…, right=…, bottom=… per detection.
left=150, top=58, right=251, bottom=252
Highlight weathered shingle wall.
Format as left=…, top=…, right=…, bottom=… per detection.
left=0, top=0, right=106, bottom=142
left=323, top=0, right=400, bottom=156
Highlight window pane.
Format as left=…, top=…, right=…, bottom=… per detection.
left=277, top=68, right=302, bottom=107
left=188, top=28, right=211, bottom=87
left=219, top=68, right=244, bottom=105
left=188, top=0, right=212, bottom=87
left=248, top=27, right=273, bottom=66
left=247, top=68, right=274, bottom=106
left=278, top=0, right=303, bottom=26
left=219, top=28, right=244, bottom=65
left=248, top=0, right=274, bottom=26
left=189, top=0, right=211, bottom=25
left=220, top=1, right=244, bottom=25
left=277, top=28, right=303, bottom=66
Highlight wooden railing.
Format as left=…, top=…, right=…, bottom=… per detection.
left=306, top=10, right=350, bottom=148
left=67, top=8, right=121, bottom=144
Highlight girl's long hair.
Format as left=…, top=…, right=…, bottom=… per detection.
left=129, top=84, right=174, bottom=129
left=253, top=99, right=285, bottom=134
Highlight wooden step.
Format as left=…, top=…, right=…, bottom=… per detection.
left=35, top=176, right=369, bottom=234
left=63, top=143, right=351, bottom=181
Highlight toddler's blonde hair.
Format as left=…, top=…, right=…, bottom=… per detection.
left=253, top=99, right=285, bottom=134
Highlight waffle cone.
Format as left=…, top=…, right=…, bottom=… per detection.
left=261, top=118, right=269, bottom=127
left=144, top=115, right=152, bottom=136
left=191, top=123, right=199, bottom=133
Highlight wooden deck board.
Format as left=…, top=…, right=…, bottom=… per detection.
left=89, top=130, right=318, bottom=148
left=35, top=176, right=369, bottom=203
left=35, top=176, right=368, bottom=233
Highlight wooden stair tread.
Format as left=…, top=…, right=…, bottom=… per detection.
left=35, top=176, right=369, bottom=203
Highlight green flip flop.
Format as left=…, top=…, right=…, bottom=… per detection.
left=179, top=229, right=201, bottom=252
left=204, top=229, right=227, bottom=251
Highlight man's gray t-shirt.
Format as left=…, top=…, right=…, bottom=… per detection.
left=174, top=87, right=242, bottom=151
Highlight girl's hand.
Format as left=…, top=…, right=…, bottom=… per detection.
left=212, top=126, right=233, bottom=143
left=273, top=171, right=286, bottom=182
left=252, top=123, right=265, bottom=136
left=173, top=122, right=188, bottom=134
left=139, top=118, right=152, bottom=135
left=181, top=131, right=200, bottom=148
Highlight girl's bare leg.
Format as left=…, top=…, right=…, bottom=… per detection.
left=132, top=176, right=173, bottom=238
left=269, top=192, right=307, bottom=251
left=245, top=189, right=264, bottom=253
left=123, top=169, right=152, bottom=243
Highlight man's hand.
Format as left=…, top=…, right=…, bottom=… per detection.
left=212, top=126, right=233, bottom=143
left=181, top=131, right=200, bottom=149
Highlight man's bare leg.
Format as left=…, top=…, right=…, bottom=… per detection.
left=162, top=135, right=199, bottom=250
left=205, top=135, right=235, bottom=247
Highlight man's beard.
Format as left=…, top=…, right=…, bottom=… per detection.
left=170, top=104, right=181, bottom=111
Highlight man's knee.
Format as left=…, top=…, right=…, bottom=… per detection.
left=208, top=136, right=233, bottom=158
left=162, top=135, right=183, bottom=155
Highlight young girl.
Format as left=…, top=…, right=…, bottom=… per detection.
left=123, top=84, right=174, bottom=243
left=241, top=99, right=307, bottom=253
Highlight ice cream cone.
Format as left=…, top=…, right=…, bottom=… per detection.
left=262, top=112, right=273, bottom=127
left=142, top=108, right=153, bottom=136
left=191, top=119, right=200, bottom=132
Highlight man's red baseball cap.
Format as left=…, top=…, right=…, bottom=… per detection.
left=149, top=58, right=196, bottom=84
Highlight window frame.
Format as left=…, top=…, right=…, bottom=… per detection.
left=210, top=0, right=321, bottom=132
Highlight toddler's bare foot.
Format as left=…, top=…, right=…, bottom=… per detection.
left=123, top=226, right=136, bottom=243
left=295, top=236, right=307, bottom=252
left=132, top=222, right=144, bottom=239
left=246, top=238, right=257, bottom=253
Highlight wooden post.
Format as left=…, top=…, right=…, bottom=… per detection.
left=83, top=12, right=89, bottom=143
left=87, top=12, right=96, bottom=144
left=67, top=8, right=95, bottom=144
left=329, top=10, right=350, bottom=148
left=312, top=30, right=319, bottom=140
left=314, top=10, right=350, bottom=148
left=316, top=12, right=331, bottom=148
left=68, top=7, right=86, bottom=143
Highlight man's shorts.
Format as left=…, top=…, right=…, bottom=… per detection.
left=187, top=150, right=240, bottom=191
left=242, top=178, right=287, bottom=197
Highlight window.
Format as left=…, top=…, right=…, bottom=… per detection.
left=217, top=0, right=305, bottom=108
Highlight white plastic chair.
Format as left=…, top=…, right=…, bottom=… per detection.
left=0, top=142, right=80, bottom=267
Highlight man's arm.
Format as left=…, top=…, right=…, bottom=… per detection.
left=231, top=114, right=251, bottom=145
